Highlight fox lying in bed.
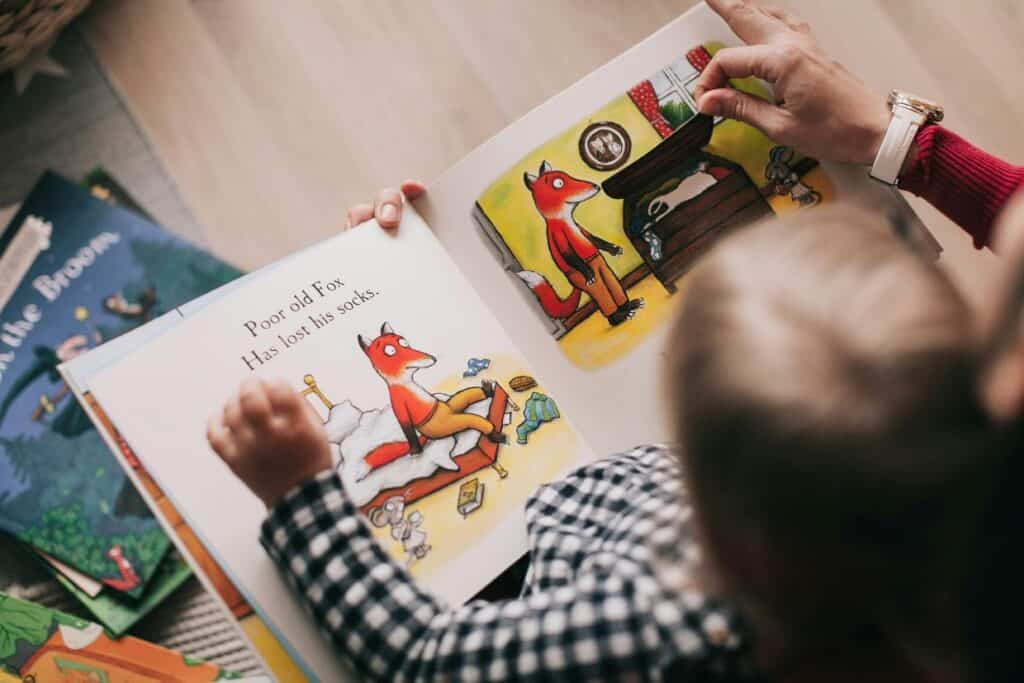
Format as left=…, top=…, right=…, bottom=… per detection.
left=357, top=323, right=506, bottom=473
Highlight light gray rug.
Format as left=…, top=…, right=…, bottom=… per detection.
left=0, top=22, right=263, bottom=677
left=0, top=22, right=202, bottom=242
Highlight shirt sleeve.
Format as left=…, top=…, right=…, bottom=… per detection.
left=900, top=124, right=1024, bottom=249
left=260, top=470, right=694, bottom=682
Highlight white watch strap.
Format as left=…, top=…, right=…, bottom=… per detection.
left=870, top=106, right=926, bottom=186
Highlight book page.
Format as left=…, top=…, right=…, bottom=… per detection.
left=419, top=2, right=935, bottom=452
left=86, top=212, right=585, bottom=680
left=62, top=315, right=311, bottom=680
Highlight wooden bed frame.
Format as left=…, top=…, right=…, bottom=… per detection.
left=300, top=374, right=509, bottom=516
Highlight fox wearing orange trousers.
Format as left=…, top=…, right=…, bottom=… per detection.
left=358, top=323, right=506, bottom=470
left=518, top=161, right=644, bottom=326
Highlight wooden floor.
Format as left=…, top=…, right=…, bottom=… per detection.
left=82, top=0, right=1024, bottom=302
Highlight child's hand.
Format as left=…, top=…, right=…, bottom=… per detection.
left=345, top=180, right=426, bottom=230
left=207, top=378, right=333, bottom=508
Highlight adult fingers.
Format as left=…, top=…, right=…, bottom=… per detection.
left=345, top=203, right=374, bottom=229
left=697, top=88, right=790, bottom=140
left=760, top=4, right=812, bottom=34
left=704, top=0, right=787, bottom=44
left=374, top=188, right=404, bottom=229
left=400, top=180, right=427, bottom=201
left=692, top=45, right=788, bottom=101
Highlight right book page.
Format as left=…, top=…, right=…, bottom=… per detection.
left=419, top=1, right=937, bottom=453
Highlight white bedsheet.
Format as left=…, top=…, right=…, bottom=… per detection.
left=324, top=393, right=505, bottom=508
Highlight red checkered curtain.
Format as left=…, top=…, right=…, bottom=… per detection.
left=627, top=81, right=674, bottom=139
left=687, top=46, right=712, bottom=72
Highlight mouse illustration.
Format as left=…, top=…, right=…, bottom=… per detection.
left=369, top=496, right=431, bottom=562
left=765, top=146, right=821, bottom=207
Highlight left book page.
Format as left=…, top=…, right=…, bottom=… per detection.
left=84, top=211, right=585, bottom=681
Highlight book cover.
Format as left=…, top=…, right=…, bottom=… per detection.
left=0, top=592, right=253, bottom=681
left=52, top=550, right=194, bottom=638
left=0, top=172, right=241, bottom=597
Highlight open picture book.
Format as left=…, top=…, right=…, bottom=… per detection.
left=49, top=3, right=938, bottom=679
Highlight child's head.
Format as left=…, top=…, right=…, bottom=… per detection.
left=667, top=206, right=1006, bottom=678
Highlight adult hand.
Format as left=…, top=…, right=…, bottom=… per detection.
left=694, top=0, right=891, bottom=166
left=345, top=180, right=426, bottom=230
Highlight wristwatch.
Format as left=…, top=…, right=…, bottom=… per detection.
left=869, top=91, right=944, bottom=186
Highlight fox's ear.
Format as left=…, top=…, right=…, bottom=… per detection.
left=539, top=160, right=552, bottom=175
left=523, top=171, right=537, bottom=190
left=380, top=321, right=394, bottom=336
left=358, top=334, right=371, bottom=352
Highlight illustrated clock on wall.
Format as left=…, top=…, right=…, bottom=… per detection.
left=578, top=121, right=632, bottom=172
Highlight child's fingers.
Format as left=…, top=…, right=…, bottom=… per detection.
left=400, top=180, right=426, bottom=201
left=222, top=395, right=244, bottom=431
left=300, top=399, right=328, bottom=433
left=302, top=400, right=321, bottom=424
left=347, top=182, right=423, bottom=232
left=222, top=397, right=258, bottom=450
left=374, top=188, right=404, bottom=229
left=206, top=414, right=238, bottom=462
left=265, top=378, right=302, bottom=415
left=238, top=378, right=272, bottom=425
left=346, top=203, right=374, bottom=230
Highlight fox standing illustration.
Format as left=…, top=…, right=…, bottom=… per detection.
left=518, top=161, right=643, bottom=326
left=358, top=323, right=505, bottom=467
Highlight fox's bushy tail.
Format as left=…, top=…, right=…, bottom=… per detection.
left=515, top=270, right=581, bottom=319
left=361, top=435, right=429, bottom=478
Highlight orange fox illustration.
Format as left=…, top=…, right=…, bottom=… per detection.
left=358, top=323, right=505, bottom=471
left=518, top=161, right=643, bottom=325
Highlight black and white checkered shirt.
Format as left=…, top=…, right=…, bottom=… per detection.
left=261, top=444, right=759, bottom=681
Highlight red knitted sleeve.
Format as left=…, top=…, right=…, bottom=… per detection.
left=899, top=125, right=1024, bottom=249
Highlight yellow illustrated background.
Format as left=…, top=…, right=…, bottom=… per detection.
left=477, top=43, right=834, bottom=369
left=478, top=92, right=660, bottom=304
left=240, top=614, right=310, bottom=681
left=366, top=354, right=579, bottom=582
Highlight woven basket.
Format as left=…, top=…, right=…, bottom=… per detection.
left=0, top=0, right=90, bottom=73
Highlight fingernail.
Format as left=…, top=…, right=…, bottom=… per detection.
left=379, top=203, right=398, bottom=222
left=698, top=96, right=720, bottom=116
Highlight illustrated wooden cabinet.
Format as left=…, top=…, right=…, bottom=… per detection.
left=603, top=114, right=771, bottom=293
